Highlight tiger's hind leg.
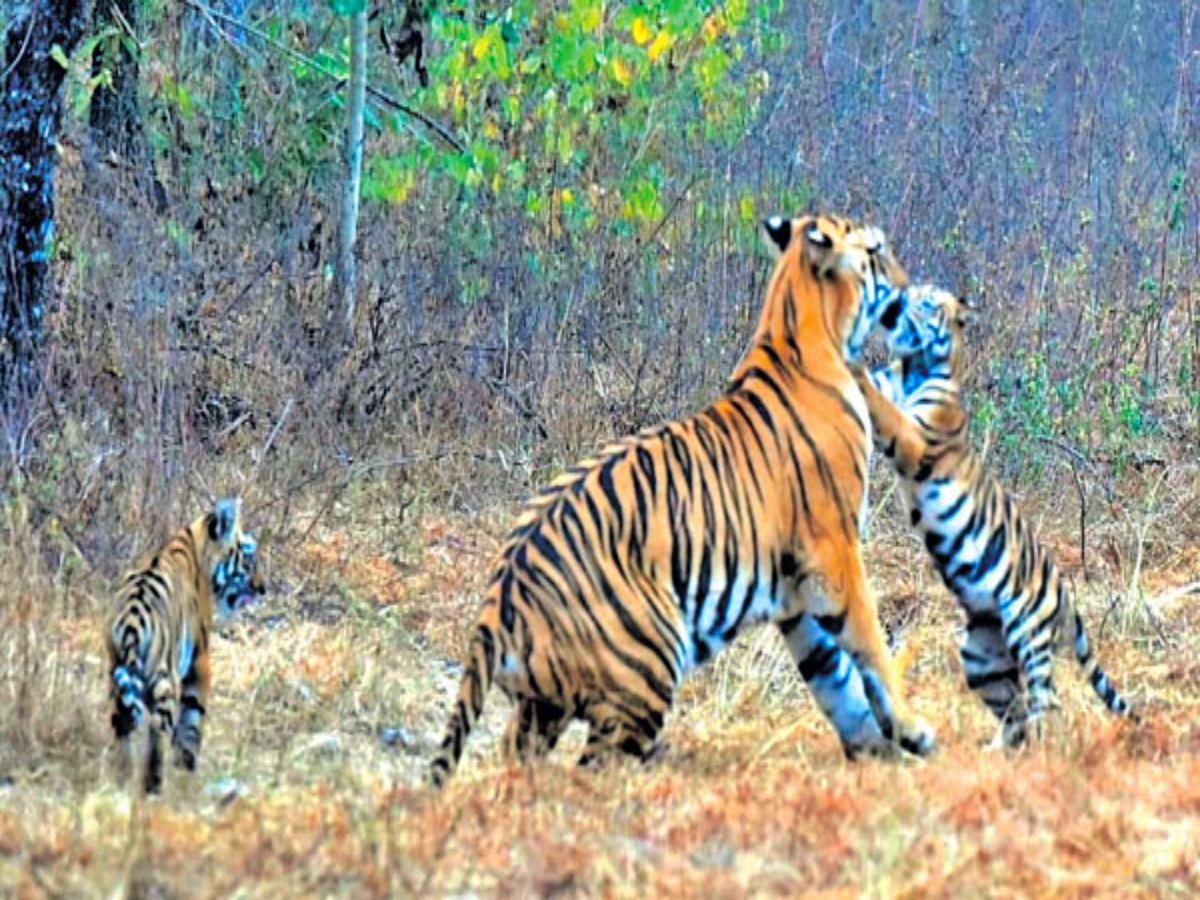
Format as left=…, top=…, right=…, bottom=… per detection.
left=504, top=697, right=570, bottom=763
left=997, top=583, right=1062, bottom=745
left=959, top=611, right=1028, bottom=747
left=144, top=723, right=165, bottom=795
left=777, top=610, right=889, bottom=760
left=805, top=542, right=935, bottom=757
left=110, top=684, right=140, bottom=784
left=577, top=700, right=667, bottom=769
left=144, top=674, right=178, bottom=795
left=174, top=650, right=211, bottom=772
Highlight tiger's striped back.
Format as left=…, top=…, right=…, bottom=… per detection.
left=107, top=498, right=263, bottom=793
left=429, top=214, right=935, bottom=789
left=859, top=285, right=1133, bottom=744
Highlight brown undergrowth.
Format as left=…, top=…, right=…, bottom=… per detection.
left=1, top=466, right=1198, bottom=898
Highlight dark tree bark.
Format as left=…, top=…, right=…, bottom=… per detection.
left=0, top=0, right=88, bottom=396
left=89, top=0, right=140, bottom=160
left=89, top=0, right=168, bottom=212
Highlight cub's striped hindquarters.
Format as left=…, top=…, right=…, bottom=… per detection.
left=430, top=214, right=934, bottom=789
left=855, top=285, right=1134, bottom=745
left=107, top=498, right=263, bottom=794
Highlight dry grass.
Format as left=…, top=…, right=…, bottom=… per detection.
left=1, top=474, right=1198, bottom=898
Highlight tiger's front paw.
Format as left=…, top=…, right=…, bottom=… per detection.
left=896, top=715, right=936, bottom=758
left=842, top=735, right=897, bottom=762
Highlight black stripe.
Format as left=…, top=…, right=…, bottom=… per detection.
left=938, top=491, right=969, bottom=523
left=966, top=668, right=1019, bottom=690
left=597, top=456, right=624, bottom=533
left=816, top=613, right=845, bottom=635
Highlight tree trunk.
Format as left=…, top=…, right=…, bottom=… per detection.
left=89, top=0, right=140, bottom=160
left=89, top=0, right=167, bottom=212
left=333, top=7, right=368, bottom=348
left=0, top=0, right=87, bottom=397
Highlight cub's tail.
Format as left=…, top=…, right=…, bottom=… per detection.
left=429, top=600, right=502, bottom=789
left=1069, top=607, right=1136, bottom=720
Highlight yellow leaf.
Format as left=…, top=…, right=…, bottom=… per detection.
left=483, top=120, right=500, bottom=140
left=611, top=56, right=633, bottom=87
left=631, top=17, right=652, bottom=46
left=388, top=169, right=416, bottom=204
left=647, top=31, right=671, bottom=62
left=560, top=188, right=574, bottom=206
left=739, top=194, right=754, bottom=223
left=472, top=31, right=494, bottom=61
left=580, top=4, right=602, bottom=32
left=703, top=12, right=725, bottom=43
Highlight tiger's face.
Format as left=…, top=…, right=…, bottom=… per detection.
left=195, top=498, right=265, bottom=620
left=762, top=214, right=910, bottom=362
left=876, top=284, right=976, bottom=365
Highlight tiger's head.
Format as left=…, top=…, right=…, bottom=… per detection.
left=761, top=213, right=910, bottom=363
left=876, top=284, right=976, bottom=378
left=193, top=497, right=264, bottom=620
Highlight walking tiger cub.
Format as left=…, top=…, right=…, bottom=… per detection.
left=833, top=284, right=1133, bottom=746
left=107, top=498, right=263, bottom=793
left=429, top=214, right=935, bottom=789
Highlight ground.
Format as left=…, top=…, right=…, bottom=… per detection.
left=0, top=499, right=1197, bottom=898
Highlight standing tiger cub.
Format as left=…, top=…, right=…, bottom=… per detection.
left=107, top=498, right=263, bottom=794
left=430, top=214, right=935, bottom=790
left=853, top=285, right=1134, bottom=745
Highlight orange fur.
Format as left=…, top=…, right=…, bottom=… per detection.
left=430, top=215, right=933, bottom=789
left=106, top=498, right=263, bottom=793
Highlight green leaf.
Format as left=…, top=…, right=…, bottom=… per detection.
left=49, top=44, right=70, bottom=70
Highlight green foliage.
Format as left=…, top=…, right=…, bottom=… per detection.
left=375, top=0, right=779, bottom=245
left=43, top=0, right=1194, bottom=499
left=51, top=27, right=122, bottom=120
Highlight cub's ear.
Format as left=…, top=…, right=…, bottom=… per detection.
left=956, top=293, right=979, bottom=326
left=208, top=497, right=241, bottom=544
left=761, top=216, right=793, bottom=255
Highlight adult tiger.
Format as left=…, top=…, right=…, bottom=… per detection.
left=107, top=498, right=263, bottom=794
left=836, top=284, right=1134, bottom=746
left=429, top=214, right=935, bottom=789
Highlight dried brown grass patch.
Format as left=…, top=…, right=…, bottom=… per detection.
left=0, top=495, right=1197, bottom=897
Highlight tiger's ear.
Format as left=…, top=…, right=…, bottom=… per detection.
left=800, top=218, right=837, bottom=271
left=761, top=216, right=793, bottom=255
left=208, top=497, right=241, bottom=544
left=956, top=294, right=979, bottom=327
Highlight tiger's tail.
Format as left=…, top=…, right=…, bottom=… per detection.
left=429, top=600, right=502, bottom=789
left=1069, top=606, right=1136, bottom=721
left=110, top=616, right=148, bottom=735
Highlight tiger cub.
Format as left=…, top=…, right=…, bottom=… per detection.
left=429, top=214, right=934, bottom=789
left=854, top=285, right=1133, bottom=745
left=107, top=498, right=263, bottom=793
